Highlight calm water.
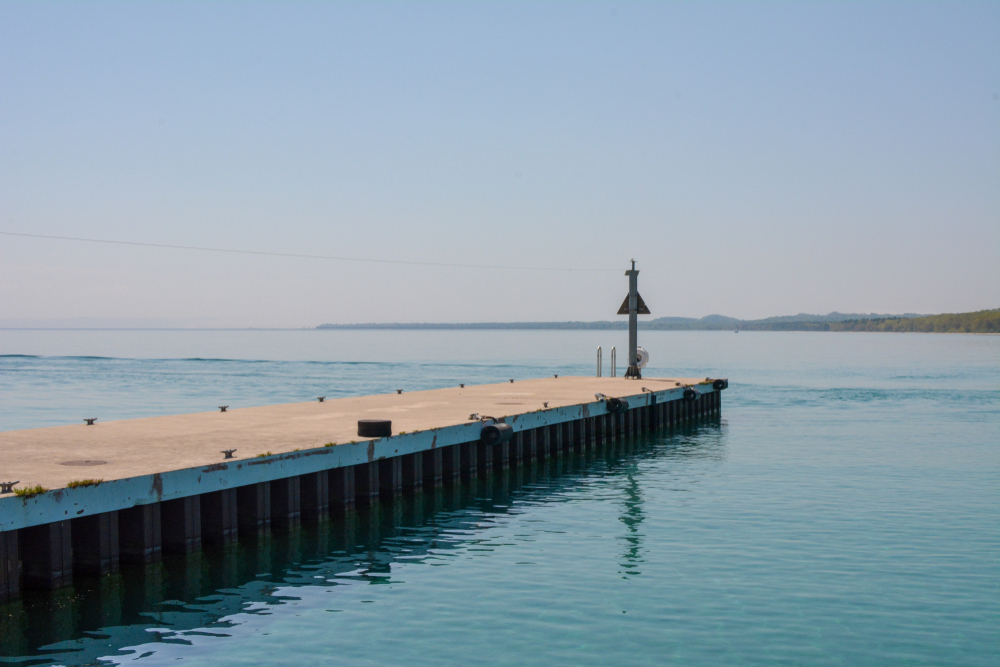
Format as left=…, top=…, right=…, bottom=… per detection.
left=0, top=330, right=997, bottom=666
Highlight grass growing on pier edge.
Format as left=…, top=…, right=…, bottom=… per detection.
left=14, top=484, right=47, bottom=498
left=66, top=479, right=103, bottom=488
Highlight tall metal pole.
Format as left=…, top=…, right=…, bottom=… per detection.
left=625, top=259, right=640, bottom=379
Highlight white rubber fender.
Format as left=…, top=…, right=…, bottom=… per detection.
left=636, top=347, right=649, bottom=369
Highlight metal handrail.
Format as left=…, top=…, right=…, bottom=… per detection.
left=597, top=346, right=602, bottom=377
left=611, top=346, right=616, bottom=377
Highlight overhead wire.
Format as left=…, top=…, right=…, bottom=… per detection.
left=0, top=231, right=619, bottom=273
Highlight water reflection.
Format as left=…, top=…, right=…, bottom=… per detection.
left=0, top=419, right=724, bottom=666
left=618, top=473, right=645, bottom=578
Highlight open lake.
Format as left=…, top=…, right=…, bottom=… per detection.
left=1, top=330, right=997, bottom=666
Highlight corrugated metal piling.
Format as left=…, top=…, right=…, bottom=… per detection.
left=0, top=376, right=726, bottom=603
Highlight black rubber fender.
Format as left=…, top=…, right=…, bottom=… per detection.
left=358, top=419, right=392, bottom=437
left=606, top=397, right=629, bottom=413
left=480, top=422, right=513, bottom=446
left=712, top=379, right=727, bottom=390
left=683, top=389, right=699, bottom=402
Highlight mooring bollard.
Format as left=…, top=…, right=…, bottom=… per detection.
left=84, top=418, right=97, bottom=425
left=317, top=396, right=326, bottom=402
left=221, top=449, right=237, bottom=459
left=218, top=406, right=228, bottom=413
left=0, top=481, right=18, bottom=494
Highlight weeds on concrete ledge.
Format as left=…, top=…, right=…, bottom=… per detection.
left=14, top=484, right=47, bottom=499
left=67, top=479, right=103, bottom=488
left=324, top=442, right=336, bottom=447
left=256, top=451, right=272, bottom=458
left=292, top=448, right=301, bottom=452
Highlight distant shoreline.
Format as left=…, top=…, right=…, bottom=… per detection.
left=2, top=308, right=996, bottom=334
left=0, top=328, right=312, bottom=332
left=1, top=329, right=997, bottom=335
left=318, top=309, right=999, bottom=335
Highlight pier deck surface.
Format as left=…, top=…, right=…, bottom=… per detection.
left=2, top=376, right=709, bottom=490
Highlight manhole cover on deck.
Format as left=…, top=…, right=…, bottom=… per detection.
left=59, top=460, right=108, bottom=466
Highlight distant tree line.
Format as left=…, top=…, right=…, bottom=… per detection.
left=817, top=309, right=999, bottom=333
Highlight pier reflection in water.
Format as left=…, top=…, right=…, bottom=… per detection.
left=0, top=419, right=723, bottom=666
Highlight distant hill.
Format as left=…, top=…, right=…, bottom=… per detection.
left=317, top=310, right=1000, bottom=333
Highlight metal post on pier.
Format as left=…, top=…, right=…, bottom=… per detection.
left=617, top=259, right=650, bottom=379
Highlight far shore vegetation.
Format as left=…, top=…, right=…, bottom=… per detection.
left=318, top=308, right=1000, bottom=334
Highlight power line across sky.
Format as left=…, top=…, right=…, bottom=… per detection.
left=0, top=231, right=620, bottom=273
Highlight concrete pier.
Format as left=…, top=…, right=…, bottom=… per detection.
left=0, top=376, right=726, bottom=601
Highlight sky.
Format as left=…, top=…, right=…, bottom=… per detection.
left=1, top=1, right=998, bottom=327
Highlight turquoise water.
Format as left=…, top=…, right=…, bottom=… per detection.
left=1, top=330, right=998, bottom=666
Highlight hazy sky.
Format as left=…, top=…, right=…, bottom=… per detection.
left=2, top=1, right=997, bottom=327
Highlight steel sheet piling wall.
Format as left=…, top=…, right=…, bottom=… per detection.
left=20, top=520, right=73, bottom=590
left=236, top=482, right=271, bottom=535
left=301, top=471, right=330, bottom=521
left=201, top=489, right=238, bottom=545
left=119, top=503, right=162, bottom=564
left=271, top=476, right=302, bottom=528
left=71, top=511, right=119, bottom=576
left=423, top=449, right=443, bottom=488
left=442, top=445, right=461, bottom=483
left=161, top=496, right=201, bottom=555
left=0, top=529, right=18, bottom=602
left=378, top=459, right=403, bottom=499
left=401, top=453, right=422, bottom=492
left=354, top=463, right=380, bottom=504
